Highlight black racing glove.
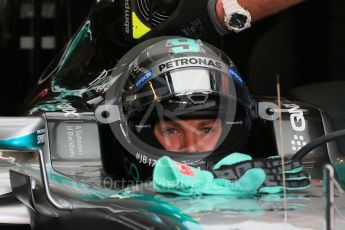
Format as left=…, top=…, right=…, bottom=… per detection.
left=88, top=0, right=133, bottom=59
left=211, top=155, right=311, bottom=190
left=88, top=0, right=228, bottom=58
left=139, top=0, right=229, bottom=43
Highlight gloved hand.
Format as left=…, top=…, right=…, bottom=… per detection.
left=153, top=156, right=266, bottom=196
left=211, top=153, right=311, bottom=194
left=88, top=0, right=134, bottom=59
left=88, top=0, right=227, bottom=58
left=138, top=0, right=228, bottom=43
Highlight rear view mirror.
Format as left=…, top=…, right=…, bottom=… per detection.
left=0, top=117, right=71, bottom=211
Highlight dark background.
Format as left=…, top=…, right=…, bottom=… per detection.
left=0, top=0, right=344, bottom=115
left=0, top=0, right=95, bottom=115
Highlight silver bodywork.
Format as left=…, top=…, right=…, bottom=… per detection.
left=0, top=117, right=44, bottom=140
left=1, top=159, right=345, bottom=229
left=0, top=115, right=344, bottom=229
left=0, top=161, right=11, bottom=194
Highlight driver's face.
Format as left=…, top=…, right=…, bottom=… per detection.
left=154, top=119, right=222, bottom=153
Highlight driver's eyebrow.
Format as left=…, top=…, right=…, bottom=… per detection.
left=198, top=120, right=218, bottom=127
left=159, top=120, right=182, bottom=128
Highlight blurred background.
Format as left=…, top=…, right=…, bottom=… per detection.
left=0, top=0, right=344, bottom=116
left=0, top=0, right=94, bottom=115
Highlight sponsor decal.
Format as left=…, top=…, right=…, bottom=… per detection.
left=291, top=134, right=307, bottom=151
left=61, top=103, right=79, bottom=117
left=176, top=162, right=195, bottom=177
left=284, top=104, right=307, bottom=152
left=66, top=124, right=84, bottom=158
left=135, top=69, right=153, bottom=91
left=124, top=0, right=131, bottom=34
left=284, top=104, right=306, bottom=132
left=228, top=67, right=244, bottom=85
left=158, top=57, right=222, bottom=72
left=36, top=129, right=46, bottom=145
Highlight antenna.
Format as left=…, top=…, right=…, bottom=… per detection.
left=276, top=75, right=288, bottom=222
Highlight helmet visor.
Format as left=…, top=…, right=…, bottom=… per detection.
left=122, top=66, right=252, bottom=155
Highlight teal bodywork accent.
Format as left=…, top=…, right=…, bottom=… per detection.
left=29, top=20, right=117, bottom=115
left=12, top=154, right=315, bottom=229
left=58, top=21, right=92, bottom=72
left=16, top=164, right=200, bottom=229
left=29, top=100, right=71, bottom=114
left=0, top=130, right=45, bottom=149
left=334, top=163, right=345, bottom=187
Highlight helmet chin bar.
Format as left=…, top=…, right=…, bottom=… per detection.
left=0, top=117, right=72, bottom=213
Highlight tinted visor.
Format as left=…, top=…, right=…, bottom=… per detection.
left=123, top=64, right=251, bottom=115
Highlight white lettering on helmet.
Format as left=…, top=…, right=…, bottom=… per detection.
left=158, top=57, right=222, bottom=72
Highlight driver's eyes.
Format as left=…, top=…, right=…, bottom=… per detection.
left=163, top=128, right=179, bottom=135
left=201, top=127, right=213, bottom=134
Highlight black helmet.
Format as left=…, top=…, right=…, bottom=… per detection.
left=97, top=37, right=256, bottom=181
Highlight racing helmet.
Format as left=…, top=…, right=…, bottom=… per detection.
left=98, top=37, right=256, bottom=181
